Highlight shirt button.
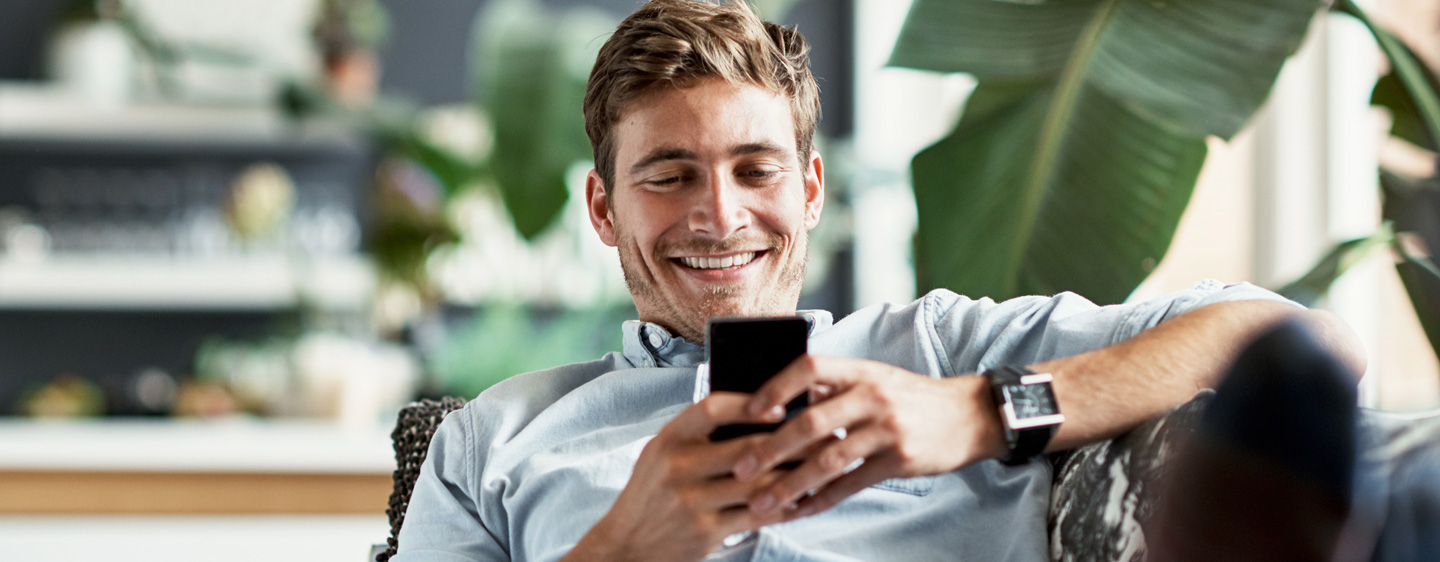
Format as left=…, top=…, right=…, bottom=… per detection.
left=648, top=331, right=665, bottom=348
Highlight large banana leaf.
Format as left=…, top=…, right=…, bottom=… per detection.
left=891, top=0, right=1322, bottom=303
left=474, top=0, right=610, bottom=240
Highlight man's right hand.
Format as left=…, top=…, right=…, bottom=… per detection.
left=563, top=392, right=801, bottom=562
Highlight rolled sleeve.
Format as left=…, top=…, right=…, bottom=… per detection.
left=928, top=280, right=1302, bottom=374
left=1110, top=279, right=1304, bottom=344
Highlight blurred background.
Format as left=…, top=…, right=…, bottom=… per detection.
left=0, top=0, right=1437, bottom=560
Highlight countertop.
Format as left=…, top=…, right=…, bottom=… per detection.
left=0, top=417, right=394, bottom=474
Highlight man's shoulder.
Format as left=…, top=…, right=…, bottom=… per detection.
left=475, top=352, right=631, bottom=406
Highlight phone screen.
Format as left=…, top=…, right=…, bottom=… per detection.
left=707, top=316, right=808, bottom=441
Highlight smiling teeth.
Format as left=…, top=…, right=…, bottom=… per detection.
left=680, top=252, right=757, bottom=269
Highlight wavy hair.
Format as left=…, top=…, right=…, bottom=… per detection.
left=583, top=0, right=820, bottom=194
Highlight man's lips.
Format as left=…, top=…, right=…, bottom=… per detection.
left=671, top=251, right=764, bottom=270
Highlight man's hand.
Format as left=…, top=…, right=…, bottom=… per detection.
left=731, top=356, right=1005, bottom=519
left=565, top=393, right=799, bottom=562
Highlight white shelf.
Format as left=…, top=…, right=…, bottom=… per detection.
left=0, top=255, right=375, bottom=310
left=0, top=83, right=357, bottom=147
left=0, top=418, right=394, bottom=474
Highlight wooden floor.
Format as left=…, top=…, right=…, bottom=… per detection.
left=0, top=471, right=392, bottom=514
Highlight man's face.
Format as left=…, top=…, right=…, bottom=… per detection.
left=586, top=78, right=824, bottom=343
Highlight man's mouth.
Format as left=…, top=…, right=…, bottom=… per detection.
left=674, top=251, right=761, bottom=270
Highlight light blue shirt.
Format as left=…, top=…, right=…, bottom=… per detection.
left=394, top=281, right=1296, bottom=562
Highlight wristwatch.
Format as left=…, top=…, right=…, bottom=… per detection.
left=983, top=366, right=1065, bottom=466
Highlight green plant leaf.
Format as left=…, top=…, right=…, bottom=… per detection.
left=1370, top=45, right=1440, bottom=151
left=1380, top=170, right=1440, bottom=250
left=1277, top=225, right=1394, bottom=307
left=888, top=1, right=1098, bottom=80
left=1380, top=170, right=1440, bottom=362
left=474, top=0, right=610, bottom=240
left=432, top=303, right=632, bottom=397
left=1394, top=239, right=1440, bottom=366
left=892, top=0, right=1321, bottom=140
left=751, top=0, right=803, bottom=21
left=396, top=134, right=481, bottom=198
left=891, top=0, right=1320, bottom=303
left=913, top=80, right=1206, bottom=304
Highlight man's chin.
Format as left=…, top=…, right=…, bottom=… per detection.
left=694, top=290, right=798, bottom=320
left=667, top=292, right=758, bottom=337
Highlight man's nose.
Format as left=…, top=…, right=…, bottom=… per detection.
left=688, top=174, right=750, bottom=238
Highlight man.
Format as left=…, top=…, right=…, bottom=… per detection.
left=393, top=1, right=1365, bottom=561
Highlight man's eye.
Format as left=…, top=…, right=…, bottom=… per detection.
left=742, top=169, right=779, bottom=180
left=649, top=176, right=686, bottom=186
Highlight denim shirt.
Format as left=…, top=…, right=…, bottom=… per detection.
left=393, top=281, right=1296, bottom=562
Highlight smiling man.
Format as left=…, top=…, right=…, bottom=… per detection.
left=391, top=2, right=1365, bottom=561
left=592, top=77, right=820, bottom=344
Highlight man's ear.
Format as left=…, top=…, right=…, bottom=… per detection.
left=586, top=169, right=617, bottom=247
left=803, top=150, right=825, bottom=230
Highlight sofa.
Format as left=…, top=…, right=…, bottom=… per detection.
left=372, top=370, right=1440, bottom=562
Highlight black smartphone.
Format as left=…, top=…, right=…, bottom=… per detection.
left=706, top=316, right=809, bottom=441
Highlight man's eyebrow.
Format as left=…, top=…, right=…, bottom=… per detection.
left=731, top=142, right=793, bottom=158
left=629, top=148, right=698, bottom=176
left=628, top=143, right=796, bottom=176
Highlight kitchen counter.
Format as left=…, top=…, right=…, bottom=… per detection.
left=0, top=417, right=395, bottom=514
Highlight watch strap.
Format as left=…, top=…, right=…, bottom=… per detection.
left=999, top=424, right=1054, bottom=466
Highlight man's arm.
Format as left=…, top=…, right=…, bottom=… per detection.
left=733, top=300, right=1366, bottom=518
left=1041, top=299, right=1365, bottom=451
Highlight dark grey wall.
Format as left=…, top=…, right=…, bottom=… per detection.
left=0, top=0, right=67, bottom=80
left=376, top=0, right=853, bottom=137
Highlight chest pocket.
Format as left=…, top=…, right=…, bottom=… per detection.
left=870, top=475, right=935, bottom=495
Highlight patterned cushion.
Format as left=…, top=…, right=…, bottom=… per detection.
left=1047, top=395, right=1440, bottom=562
left=378, top=397, right=471, bottom=562
left=1047, top=392, right=1214, bottom=562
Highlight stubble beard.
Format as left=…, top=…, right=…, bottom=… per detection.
left=617, top=228, right=808, bottom=343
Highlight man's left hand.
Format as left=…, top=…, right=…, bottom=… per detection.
left=732, top=355, right=1005, bottom=519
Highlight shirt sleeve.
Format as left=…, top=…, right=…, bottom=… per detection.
left=927, top=279, right=1302, bottom=375
left=391, top=405, right=510, bottom=562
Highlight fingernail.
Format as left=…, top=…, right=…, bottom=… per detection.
left=748, top=399, right=768, bottom=416
left=751, top=494, right=775, bottom=514
left=734, top=455, right=757, bottom=479
left=765, top=405, right=785, bottom=421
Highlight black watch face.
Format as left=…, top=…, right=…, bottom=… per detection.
left=1004, top=383, right=1058, bottom=420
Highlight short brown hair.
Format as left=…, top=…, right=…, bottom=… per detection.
left=583, top=0, right=820, bottom=193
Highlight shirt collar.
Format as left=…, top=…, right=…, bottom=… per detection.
left=620, top=310, right=833, bottom=369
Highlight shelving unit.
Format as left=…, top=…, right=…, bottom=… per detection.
left=0, top=84, right=382, bottom=415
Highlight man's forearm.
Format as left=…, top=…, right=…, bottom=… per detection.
left=1032, top=300, right=1366, bottom=452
